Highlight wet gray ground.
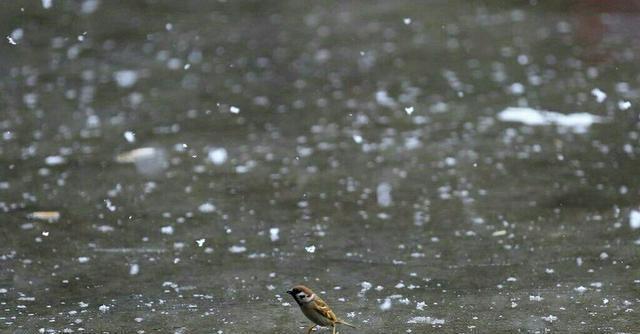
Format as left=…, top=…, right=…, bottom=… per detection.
left=1, top=1, right=640, bottom=333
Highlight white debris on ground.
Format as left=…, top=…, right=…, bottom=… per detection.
left=376, top=182, right=393, bottom=207
left=228, top=245, right=246, bottom=253
left=160, top=226, right=174, bottom=235
left=529, top=295, right=543, bottom=302
left=630, top=210, right=640, bottom=229
left=407, top=316, right=445, bottom=325
left=305, top=245, right=316, bottom=253
left=198, top=202, right=216, bottom=213
left=114, top=70, right=138, bottom=88
left=497, top=107, right=604, bottom=133
left=45, top=155, right=66, bottom=166
left=590, top=88, right=607, bottom=103
left=27, top=211, right=60, bottom=222
left=115, top=147, right=168, bottom=175
left=207, top=147, right=228, bottom=165
left=618, top=100, right=632, bottom=110
left=375, top=90, right=397, bottom=108
left=404, top=106, right=414, bottom=115
left=123, top=131, right=136, bottom=143
left=269, top=228, right=280, bottom=241
left=379, top=298, right=392, bottom=311
left=574, top=286, right=587, bottom=293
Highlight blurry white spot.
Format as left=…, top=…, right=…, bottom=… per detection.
left=229, top=106, right=240, bottom=114
left=407, top=316, right=445, bottom=324
left=359, top=281, right=372, bottom=296
left=269, top=228, right=280, bottom=242
left=444, top=157, right=456, bottom=166
left=160, top=226, right=174, bottom=235
left=629, top=210, right=640, bottom=229
left=42, top=231, right=49, bottom=236
left=81, top=0, right=100, bottom=14
left=498, top=107, right=604, bottom=133
left=129, top=263, right=139, bottom=276
left=404, top=106, right=414, bottom=115
left=618, top=100, right=632, bottom=111
left=207, top=148, right=228, bottom=165
left=492, top=230, right=507, bottom=237
left=379, top=298, right=392, bottom=311
left=198, top=202, right=216, bottom=213
left=104, top=199, right=116, bottom=212
left=98, top=304, right=109, bottom=313
left=116, top=147, right=168, bottom=176
left=229, top=245, right=246, bottom=253
left=545, top=268, right=555, bottom=274
left=590, top=88, right=607, bottom=103
left=42, top=0, right=52, bottom=8
left=28, top=211, right=60, bottom=222
left=96, top=225, right=114, bottom=233
left=124, top=131, right=136, bottom=143
left=116, top=147, right=156, bottom=162
left=305, top=245, right=316, bottom=253
left=599, top=252, right=608, bottom=260
left=45, top=155, right=66, bottom=166
left=506, top=277, right=517, bottom=282
left=404, top=136, right=421, bottom=150
left=403, top=18, right=412, bottom=25
left=416, top=301, right=427, bottom=310
left=576, top=257, right=583, bottom=266
left=541, top=315, right=558, bottom=323
left=529, top=295, right=543, bottom=302
left=11, top=28, right=23, bottom=42
left=508, top=82, right=525, bottom=95
left=375, top=90, right=397, bottom=108
left=314, top=49, right=331, bottom=63
left=0, top=288, right=6, bottom=294
left=7, top=36, right=17, bottom=45
left=77, top=257, right=90, bottom=263
left=352, top=134, right=363, bottom=144
left=376, top=182, right=392, bottom=207
left=196, top=239, right=205, bottom=247
left=574, top=286, right=587, bottom=293
left=517, top=54, right=529, bottom=65
left=114, top=70, right=138, bottom=88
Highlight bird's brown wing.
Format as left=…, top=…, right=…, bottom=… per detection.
left=312, top=298, right=338, bottom=322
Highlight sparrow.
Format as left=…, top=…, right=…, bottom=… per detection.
left=287, top=285, right=356, bottom=334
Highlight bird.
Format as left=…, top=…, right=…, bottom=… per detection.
left=287, top=285, right=356, bottom=334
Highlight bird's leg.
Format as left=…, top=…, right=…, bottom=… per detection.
left=332, top=324, right=337, bottom=334
left=306, top=324, right=316, bottom=334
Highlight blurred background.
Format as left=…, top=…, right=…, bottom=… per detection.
left=1, top=0, right=639, bottom=333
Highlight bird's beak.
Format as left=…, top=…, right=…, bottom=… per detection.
left=286, top=290, right=293, bottom=295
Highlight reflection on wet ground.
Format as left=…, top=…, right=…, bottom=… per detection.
left=1, top=1, right=640, bottom=333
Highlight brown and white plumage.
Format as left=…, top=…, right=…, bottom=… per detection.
left=287, top=285, right=356, bottom=334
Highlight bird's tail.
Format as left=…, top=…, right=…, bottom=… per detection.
left=337, top=319, right=357, bottom=328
